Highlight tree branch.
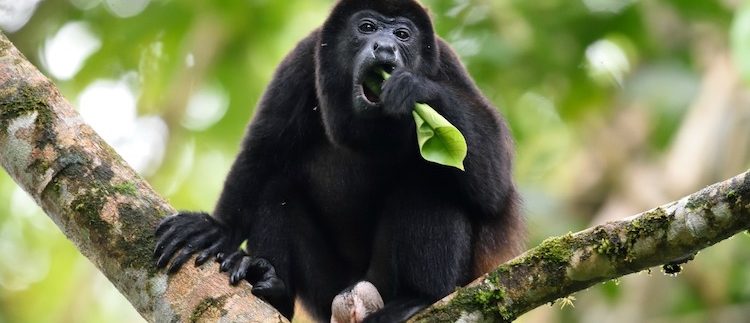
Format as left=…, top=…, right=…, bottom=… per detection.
left=411, top=170, right=750, bottom=322
left=2, top=31, right=749, bottom=323
left=0, top=32, right=287, bottom=323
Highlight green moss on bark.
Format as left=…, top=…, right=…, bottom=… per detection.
left=0, top=81, right=54, bottom=131
left=190, top=296, right=227, bottom=323
left=532, top=234, right=575, bottom=266
left=117, top=204, right=159, bottom=273
left=621, top=207, right=672, bottom=261
left=113, top=182, right=138, bottom=196
left=685, top=193, right=709, bottom=211
left=71, top=186, right=111, bottom=244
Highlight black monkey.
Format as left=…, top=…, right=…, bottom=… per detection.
left=153, top=0, right=524, bottom=322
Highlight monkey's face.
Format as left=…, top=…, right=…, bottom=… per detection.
left=348, top=10, right=421, bottom=116
left=315, top=1, right=438, bottom=150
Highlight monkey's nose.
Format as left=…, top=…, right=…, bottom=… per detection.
left=373, top=45, right=397, bottom=62
left=373, top=39, right=396, bottom=53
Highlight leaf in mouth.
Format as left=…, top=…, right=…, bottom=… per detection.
left=362, top=71, right=385, bottom=103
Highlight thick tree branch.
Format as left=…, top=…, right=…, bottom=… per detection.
left=0, top=33, right=287, bottom=323
left=411, top=170, right=750, bottom=322
left=2, top=31, right=750, bottom=323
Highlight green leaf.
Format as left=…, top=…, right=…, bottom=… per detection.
left=378, top=69, right=467, bottom=170
left=412, top=103, right=467, bottom=170
left=239, top=239, right=248, bottom=253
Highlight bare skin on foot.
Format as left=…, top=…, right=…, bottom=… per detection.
left=331, top=282, right=384, bottom=323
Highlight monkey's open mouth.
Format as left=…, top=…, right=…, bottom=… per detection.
left=360, top=64, right=395, bottom=104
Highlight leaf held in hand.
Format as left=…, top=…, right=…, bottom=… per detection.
left=378, top=69, right=467, bottom=170
left=412, top=103, right=467, bottom=170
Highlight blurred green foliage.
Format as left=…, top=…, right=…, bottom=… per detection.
left=1, top=0, right=749, bottom=322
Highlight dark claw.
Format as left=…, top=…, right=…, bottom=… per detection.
left=229, top=271, right=241, bottom=285
left=230, top=256, right=253, bottom=285
left=195, top=253, right=209, bottom=266
left=220, top=260, right=230, bottom=272
left=152, top=212, right=227, bottom=273
left=195, top=238, right=223, bottom=266
left=162, top=230, right=214, bottom=272
left=153, top=225, right=179, bottom=261
left=156, top=236, right=189, bottom=269
left=220, top=252, right=243, bottom=272
left=167, top=228, right=217, bottom=273
left=154, top=216, right=203, bottom=264
left=168, top=246, right=197, bottom=274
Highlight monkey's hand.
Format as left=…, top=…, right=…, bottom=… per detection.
left=220, top=251, right=293, bottom=317
left=153, top=211, right=230, bottom=274
left=380, top=69, right=438, bottom=117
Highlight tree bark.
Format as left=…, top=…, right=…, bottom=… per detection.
left=1, top=31, right=749, bottom=323
left=0, top=32, right=287, bottom=323
left=411, top=170, right=750, bottom=322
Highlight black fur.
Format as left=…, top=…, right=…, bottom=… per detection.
left=153, top=0, right=523, bottom=321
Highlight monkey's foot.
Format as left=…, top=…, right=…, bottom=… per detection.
left=331, top=281, right=384, bottom=323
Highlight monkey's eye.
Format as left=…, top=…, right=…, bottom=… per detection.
left=359, top=22, right=377, bottom=33
left=394, top=29, right=410, bottom=40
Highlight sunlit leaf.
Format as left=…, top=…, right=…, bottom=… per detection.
left=412, top=103, right=467, bottom=170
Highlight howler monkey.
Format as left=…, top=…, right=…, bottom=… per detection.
left=154, top=0, right=523, bottom=322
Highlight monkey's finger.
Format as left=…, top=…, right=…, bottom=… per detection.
left=220, top=251, right=243, bottom=272
left=156, top=236, right=189, bottom=269
left=169, top=229, right=223, bottom=271
left=155, top=212, right=212, bottom=243
left=167, top=244, right=198, bottom=274
left=229, top=256, right=253, bottom=285
left=190, top=228, right=220, bottom=249
left=154, top=215, right=180, bottom=238
left=195, top=238, right=225, bottom=266
left=154, top=217, right=212, bottom=263
left=153, top=225, right=179, bottom=261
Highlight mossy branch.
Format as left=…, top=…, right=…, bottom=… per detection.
left=0, top=32, right=287, bottom=322
left=410, top=170, right=750, bottom=322
left=2, top=32, right=749, bottom=323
